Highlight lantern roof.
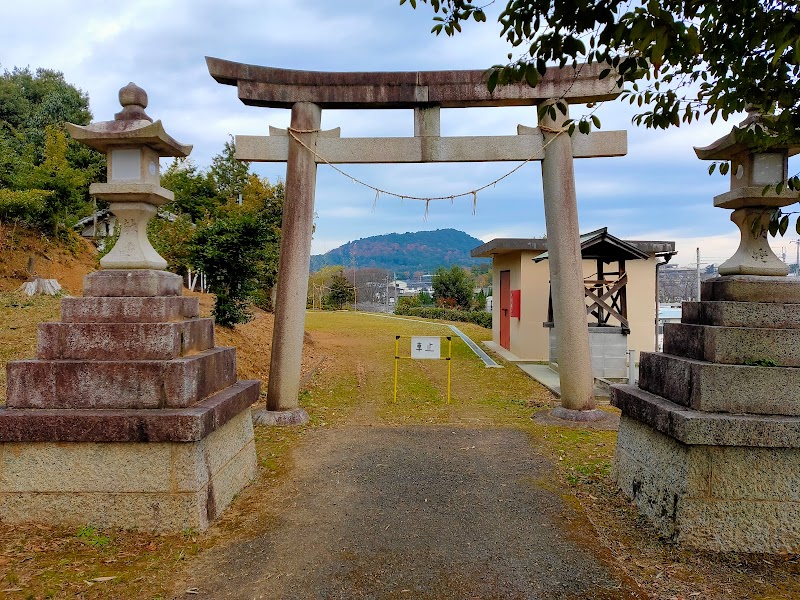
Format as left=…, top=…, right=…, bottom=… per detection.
left=694, top=109, right=800, bottom=161
left=66, top=82, right=191, bottom=157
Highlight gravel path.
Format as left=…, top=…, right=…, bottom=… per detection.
left=175, top=423, right=642, bottom=599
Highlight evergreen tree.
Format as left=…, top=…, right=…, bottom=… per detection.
left=210, top=136, right=250, bottom=203
left=326, top=273, right=355, bottom=309
left=432, top=265, right=474, bottom=309
left=0, top=67, right=104, bottom=236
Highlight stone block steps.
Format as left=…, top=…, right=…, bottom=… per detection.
left=681, top=300, right=800, bottom=329
left=612, top=275, right=800, bottom=552
left=638, top=352, right=800, bottom=415
left=37, top=318, right=214, bottom=360
left=7, top=347, right=236, bottom=409
left=663, top=322, right=800, bottom=366
left=0, top=379, right=260, bottom=443
left=61, top=295, right=199, bottom=323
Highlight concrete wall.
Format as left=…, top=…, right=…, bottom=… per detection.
left=492, top=252, right=657, bottom=361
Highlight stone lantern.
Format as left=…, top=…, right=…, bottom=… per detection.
left=0, top=84, right=259, bottom=533
left=66, top=82, right=191, bottom=269
left=694, top=109, right=800, bottom=276
left=610, top=110, right=800, bottom=553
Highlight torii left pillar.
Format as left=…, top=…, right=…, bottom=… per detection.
left=257, top=102, right=320, bottom=425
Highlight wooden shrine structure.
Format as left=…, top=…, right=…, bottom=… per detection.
left=540, top=228, right=649, bottom=333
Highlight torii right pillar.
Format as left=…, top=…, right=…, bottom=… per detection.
left=540, top=101, right=599, bottom=417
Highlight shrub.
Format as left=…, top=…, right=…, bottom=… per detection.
left=0, top=189, right=50, bottom=225
left=394, top=305, right=492, bottom=329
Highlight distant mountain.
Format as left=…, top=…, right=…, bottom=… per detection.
left=310, top=229, right=489, bottom=277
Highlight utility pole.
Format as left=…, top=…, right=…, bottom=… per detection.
left=792, top=240, right=800, bottom=276
left=385, top=274, right=389, bottom=312
left=696, top=247, right=701, bottom=301
left=350, top=249, right=357, bottom=307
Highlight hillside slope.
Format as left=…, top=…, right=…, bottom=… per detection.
left=0, top=226, right=97, bottom=294
left=310, top=228, right=489, bottom=277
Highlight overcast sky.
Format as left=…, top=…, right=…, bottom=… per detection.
left=2, top=0, right=798, bottom=267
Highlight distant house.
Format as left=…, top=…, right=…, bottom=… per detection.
left=471, top=228, right=675, bottom=379
left=402, top=274, right=434, bottom=297
left=74, top=209, right=115, bottom=239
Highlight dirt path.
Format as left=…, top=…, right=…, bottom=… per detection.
left=173, top=423, right=643, bottom=599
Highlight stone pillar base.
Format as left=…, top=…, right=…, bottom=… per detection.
left=0, top=409, right=256, bottom=532
left=252, top=407, right=309, bottom=426
left=550, top=406, right=608, bottom=422
left=613, top=386, right=800, bottom=553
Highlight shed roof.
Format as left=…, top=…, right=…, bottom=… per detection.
left=470, top=228, right=675, bottom=260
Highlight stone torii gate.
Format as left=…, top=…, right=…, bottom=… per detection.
left=207, top=57, right=627, bottom=422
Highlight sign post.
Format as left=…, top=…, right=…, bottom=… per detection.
left=394, top=335, right=452, bottom=404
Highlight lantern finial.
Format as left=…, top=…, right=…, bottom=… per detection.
left=115, top=82, right=151, bottom=122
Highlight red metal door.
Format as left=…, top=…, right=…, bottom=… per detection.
left=500, top=270, right=511, bottom=350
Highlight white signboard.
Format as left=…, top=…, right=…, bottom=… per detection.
left=410, top=336, right=441, bottom=360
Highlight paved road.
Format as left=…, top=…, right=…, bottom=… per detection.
left=175, top=426, right=643, bottom=599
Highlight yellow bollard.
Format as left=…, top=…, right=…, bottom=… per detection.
left=446, top=336, right=452, bottom=404
left=394, top=335, right=400, bottom=404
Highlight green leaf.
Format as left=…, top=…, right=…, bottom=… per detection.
left=591, top=115, right=601, bottom=128
left=769, top=213, right=780, bottom=237
left=487, top=69, right=499, bottom=93
left=752, top=215, right=764, bottom=237
left=708, top=163, right=716, bottom=175
left=779, top=215, right=789, bottom=236
left=524, top=63, right=539, bottom=88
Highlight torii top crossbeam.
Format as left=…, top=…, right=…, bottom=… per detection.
left=206, top=57, right=619, bottom=109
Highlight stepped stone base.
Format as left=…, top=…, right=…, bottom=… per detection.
left=639, top=352, right=800, bottom=416
left=0, top=409, right=257, bottom=532
left=613, top=386, right=800, bottom=553
left=615, top=273, right=800, bottom=553
left=2, top=268, right=261, bottom=531
left=664, top=322, right=800, bottom=366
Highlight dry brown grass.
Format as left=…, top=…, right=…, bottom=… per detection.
left=0, top=225, right=97, bottom=295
